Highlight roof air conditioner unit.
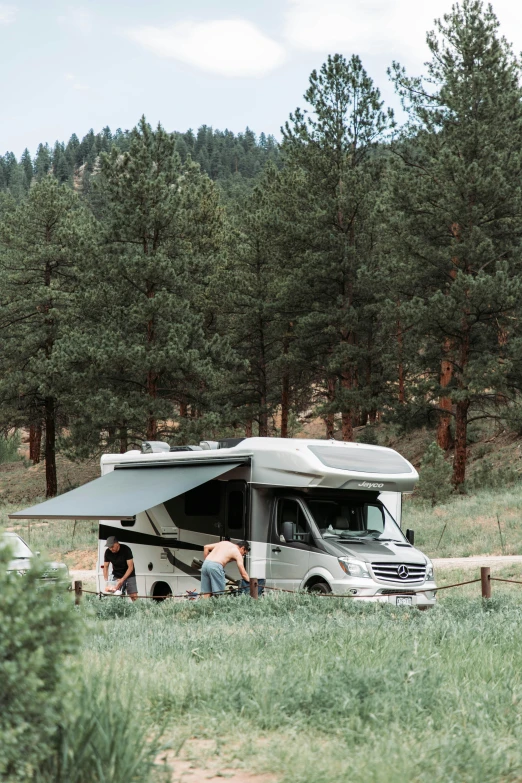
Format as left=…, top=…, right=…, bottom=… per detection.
left=141, top=441, right=171, bottom=454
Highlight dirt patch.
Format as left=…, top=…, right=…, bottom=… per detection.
left=165, top=759, right=276, bottom=783
left=65, top=549, right=97, bottom=569
left=158, top=739, right=277, bottom=783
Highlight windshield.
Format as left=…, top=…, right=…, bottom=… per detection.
left=306, top=499, right=407, bottom=543
left=0, top=534, right=33, bottom=558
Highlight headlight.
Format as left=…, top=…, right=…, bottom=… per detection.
left=338, top=558, right=371, bottom=578
left=426, top=561, right=434, bottom=581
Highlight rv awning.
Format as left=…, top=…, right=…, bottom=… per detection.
left=8, top=461, right=245, bottom=520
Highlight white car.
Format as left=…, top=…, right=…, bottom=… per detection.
left=1, top=531, right=69, bottom=582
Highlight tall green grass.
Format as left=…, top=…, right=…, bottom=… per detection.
left=35, top=672, right=162, bottom=783
left=404, top=486, right=522, bottom=558
left=79, top=591, right=522, bottom=783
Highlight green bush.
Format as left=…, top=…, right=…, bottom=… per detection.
left=356, top=424, right=379, bottom=445
left=416, top=441, right=453, bottom=506
left=0, top=540, right=81, bottom=782
left=35, top=672, right=162, bottom=783
left=0, top=430, right=21, bottom=464
left=469, top=459, right=520, bottom=491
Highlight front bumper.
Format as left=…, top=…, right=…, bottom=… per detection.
left=329, top=578, right=437, bottom=607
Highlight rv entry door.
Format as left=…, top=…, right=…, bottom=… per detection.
left=267, top=497, right=311, bottom=591
left=225, top=481, right=247, bottom=541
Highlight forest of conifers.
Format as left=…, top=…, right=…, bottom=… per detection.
left=1, top=0, right=521, bottom=497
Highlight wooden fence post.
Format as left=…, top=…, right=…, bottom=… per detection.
left=481, top=567, right=491, bottom=599
left=74, top=580, right=82, bottom=606
left=250, top=578, right=259, bottom=599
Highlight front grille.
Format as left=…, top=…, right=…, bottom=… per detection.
left=371, top=562, right=426, bottom=583
left=379, top=589, right=415, bottom=595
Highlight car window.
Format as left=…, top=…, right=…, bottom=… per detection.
left=1, top=535, right=32, bottom=558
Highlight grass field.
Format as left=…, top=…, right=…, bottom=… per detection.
left=404, top=487, right=522, bottom=559
left=4, top=458, right=522, bottom=781
left=77, top=587, right=522, bottom=783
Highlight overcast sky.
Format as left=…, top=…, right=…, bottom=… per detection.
left=2, top=0, right=522, bottom=156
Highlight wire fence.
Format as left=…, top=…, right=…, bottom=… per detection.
left=73, top=567, right=500, bottom=605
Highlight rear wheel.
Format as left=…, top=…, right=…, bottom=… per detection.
left=152, top=581, right=172, bottom=601
left=307, top=581, right=331, bottom=594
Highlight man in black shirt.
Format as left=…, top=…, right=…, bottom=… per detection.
left=103, top=535, right=138, bottom=601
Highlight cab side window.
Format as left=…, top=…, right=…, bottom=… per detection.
left=277, top=499, right=309, bottom=542
left=365, top=504, right=385, bottom=533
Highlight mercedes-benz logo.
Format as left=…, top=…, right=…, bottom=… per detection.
left=397, top=564, right=409, bottom=579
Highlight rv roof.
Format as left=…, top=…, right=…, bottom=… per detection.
left=101, top=438, right=418, bottom=493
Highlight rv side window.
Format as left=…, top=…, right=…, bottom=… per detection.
left=227, top=491, right=244, bottom=530
left=185, top=481, right=221, bottom=516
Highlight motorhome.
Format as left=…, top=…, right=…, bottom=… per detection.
left=10, top=437, right=436, bottom=607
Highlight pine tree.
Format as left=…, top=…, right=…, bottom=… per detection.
left=0, top=179, right=91, bottom=496
left=66, top=117, right=230, bottom=450
left=282, top=54, right=393, bottom=440
left=416, top=442, right=453, bottom=505
left=34, top=144, right=51, bottom=179
left=20, top=148, right=33, bottom=187
left=388, top=0, right=522, bottom=486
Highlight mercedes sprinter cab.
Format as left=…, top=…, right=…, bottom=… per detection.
left=9, top=437, right=436, bottom=607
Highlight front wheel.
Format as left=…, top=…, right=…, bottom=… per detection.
left=308, top=581, right=331, bottom=594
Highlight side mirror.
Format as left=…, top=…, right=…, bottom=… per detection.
left=35, top=551, right=41, bottom=557
left=406, top=529, right=415, bottom=546
left=282, top=521, right=294, bottom=543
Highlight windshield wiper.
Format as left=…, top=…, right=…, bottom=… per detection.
left=337, top=535, right=370, bottom=542
left=368, top=537, right=404, bottom=543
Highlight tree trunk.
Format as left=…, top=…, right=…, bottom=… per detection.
left=280, top=328, right=291, bottom=438
left=452, top=399, right=469, bottom=488
left=258, top=410, right=268, bottom=437
left=34, top=423, right=42, bottom=464
left=146, top=368, right=157, bottom=440
left=29, top=423, right=42, bottom=464
left=281, top=371, right=290, bottom=438
left=325, top=377, right=335, bottom=439
left=44, top=397, right=57, bottom=498
left=341, top=373, right=353, bottom=441
left=397, top=306, right=405, bottom=404
left=245, top=419, right=253, bottom=437
left=437, top=342, right=453, bottom=450
left=119, top=427, right=128, bottom=454
left=179, top=401, right=188, bottom=418
left=146, top=268, right=157, bottom=439
left=29, top=424, right=35, bottom=462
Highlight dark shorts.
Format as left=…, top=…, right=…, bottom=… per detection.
left=201, top=561, right=226, bottom=595
left=121, top=576, right=138, bottom=595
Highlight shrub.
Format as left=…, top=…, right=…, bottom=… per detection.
left=35, top=672, right=162, bottom=783
left=0, top=540, right=81, bottom=781
left=0, top=430, right=21, bottom=464
left=356, top=425, right=379, bottom=445
left=469, top=459, right=519, bottom=490
left=416, top=441, right=453, bottom=506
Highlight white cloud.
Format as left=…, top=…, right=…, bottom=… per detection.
left=285, top=0, right=442, bottom=64
left=284, top=0, right=522, bottom=70
left=0, top=4, right=16, bottom=25
left=126, top=19, right=286, bottom=78
left=64, top=72, right=90, bottom=91
left=57, top=6, right=93, bottom=35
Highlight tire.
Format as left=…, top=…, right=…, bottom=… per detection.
left=308, top=581, right=331, bottom=594
left=152, top=581, right=172, bottom=601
